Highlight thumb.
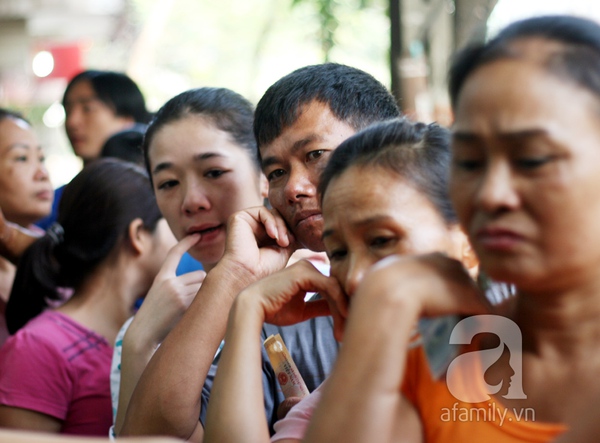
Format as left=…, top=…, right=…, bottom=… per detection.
left=159, top=233, right=201, bottom=276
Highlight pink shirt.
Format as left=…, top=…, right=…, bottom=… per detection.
left=0, top=311, right=113, bottom=435
left=271, top=383, right=325, bottom=442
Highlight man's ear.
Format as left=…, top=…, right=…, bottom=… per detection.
left=450, top=225, right=479, bottom=277
left=127, top=218, right=147, bottom=256
left=118, top=115, right=136, bottom=127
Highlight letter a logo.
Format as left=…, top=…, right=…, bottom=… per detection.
left=445, top=315, right=526, bottom=403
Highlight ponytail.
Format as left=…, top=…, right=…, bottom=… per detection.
left=6, top=159, right=162, bottom=334
left=7, top=224, right=63, bottom=334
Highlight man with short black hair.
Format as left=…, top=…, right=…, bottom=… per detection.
left=121, top=63, right=400, bottom=441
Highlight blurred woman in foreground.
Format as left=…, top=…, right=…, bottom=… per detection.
left=304, top=15, right=600, bottom=442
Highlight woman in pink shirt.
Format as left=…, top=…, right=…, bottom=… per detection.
left=0, top=159, right=176, bottom=435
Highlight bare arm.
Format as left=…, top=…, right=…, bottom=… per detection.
left=115, top=236, right=205, bottom=434
left=304, top=254, right=487, bottom=443
left=204, top=260, right=347, bottom=443
left=120, top=207, right=295, bottom=440
left=0, top=406, right=62, bottom=433
left=0, top=428, right=182, bottom=443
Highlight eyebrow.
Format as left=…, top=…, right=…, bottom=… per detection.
left=152, top=151, right=227, bottom=175
left=261, top=135, right=321, bottom=170
left=3, top=143, right=41, bottom=153
left=64, top=96, right=100, bottom=107
left=322, top=214, right=396, bottom=240
left=453, top=129, right=549, bottom=143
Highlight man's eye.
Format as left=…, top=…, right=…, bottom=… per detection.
left=453, top=159, right=484, bottom=171
left=307, top=150, right=325, bottom=161
left=157, top=180, right=178, bottom=190
left=515, top=157, right=553, bottom=170
left=370, top=236, right=396, bottom=249
left=267, top=169, right=286, bottom=182
left=14, top=156, right=28, bottom=162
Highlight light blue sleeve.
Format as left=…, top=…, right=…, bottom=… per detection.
left=110, top=316, right=134, bottom=424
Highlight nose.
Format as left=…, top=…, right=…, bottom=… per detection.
left=475, top=161, right=519, bottom=213
left=284, top=166, right=316, bottom=205
left=65, top=107, right=82, bottom=132
left=181, top=181, right=211, bottom=215
left=344, top=253, right=375, bottom=297
left=34, top=161, right=50, bottom=182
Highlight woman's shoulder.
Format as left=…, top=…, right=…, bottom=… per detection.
left=1, top=311, right=110, bottom=362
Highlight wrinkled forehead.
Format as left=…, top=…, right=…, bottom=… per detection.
left=473, top=37, right=598, bottom=90
left=501, top=37, right=570, bottom=61
left=457, top=36, right=600, bottom=118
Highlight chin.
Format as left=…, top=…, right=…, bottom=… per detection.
left=298, top=235, right=326, bottom=253
left=294, top=223, right=325, bottom=253
left=20, top=211, right=49, bottom=227
left=193, top=248, right=225, bottom=268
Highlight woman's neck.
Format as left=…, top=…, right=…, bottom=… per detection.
left=515, top=279, right=600, bottom=359
left=56, top=259, right=139, bottom=345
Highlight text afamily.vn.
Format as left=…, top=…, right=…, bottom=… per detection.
left=440, top=403, right=535, bottom=426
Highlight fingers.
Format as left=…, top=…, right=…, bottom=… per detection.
left=276, top=397, right=304, bottom=420
left=324, top=295, right=348, bottom=342
left=238, top=206, right=292, bottom=247
left=269, top=207, right=296, bottom=248
left=159, top=233, right=201, bottom=276
left=253, top=260, right=346, bottom=326
left=304, top=285, right=348, bottom=342
left=291, top=260, right=349, bottom=319
left=176, top=270, right=207, bottom=285
left=360, top=253, right=490, bottom=319
left=303, top=264, right=348, bottom=319
left=302, top=299, right=331, bottom=319
left=257, top=207, right=291, bottom=247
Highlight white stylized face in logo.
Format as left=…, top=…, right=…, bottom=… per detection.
left=446, top=315, right=526, bottom=403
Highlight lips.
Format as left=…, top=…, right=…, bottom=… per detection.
left=475, top=226, right=525, bottom=251
left=186, top=223, right=223, bottom=236
left=68, top=134, right=85, bottom=146
left=293, top=209, right=322, bottom=228
left=35, top=190, right=53, bottom=201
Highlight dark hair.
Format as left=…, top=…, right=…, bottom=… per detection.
left=63, top=70, right=150, bottom=123
left=142, top=87, right=259, bottom=179
left=319, top=118, right=456, bottom=224
left=7, top=158, right=163, bottom=333
left=254, top=63, right=401, bottom=151
left=449, top=15, right=600, bottom=110
left=0, top=108, right=30, bottom=126
left=100, top=123, right=147, bottom=165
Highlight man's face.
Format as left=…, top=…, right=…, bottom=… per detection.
left=64, top=80, right=133, bottom=163
left=260, top=100, right=356, bottom=251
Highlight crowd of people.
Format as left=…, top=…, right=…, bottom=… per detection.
left=0, top=13, right=599, bottom=443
